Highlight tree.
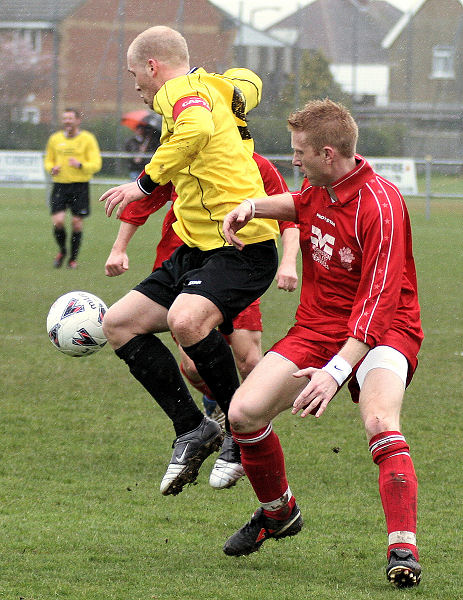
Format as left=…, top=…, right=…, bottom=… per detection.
left=278, top=48, right=350, bottom=115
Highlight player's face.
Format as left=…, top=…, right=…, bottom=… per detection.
left=291, top=130, right=331, bottom=187
left=62, top=111, right=80, bottom=135
left=127, top=54, right=158, bottom=107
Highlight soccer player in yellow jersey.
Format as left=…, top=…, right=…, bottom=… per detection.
left=100, top=26, right=279, bottom=496
left=44, top=109, right=102, bottom=268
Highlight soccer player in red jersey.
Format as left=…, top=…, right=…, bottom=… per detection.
left=104, top=154, right=300, bottom=490
left=222, top=99, right=423, bottom=588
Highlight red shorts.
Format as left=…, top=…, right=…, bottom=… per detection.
left=269, top=324, right=418, bottom=403
left=269, top=326, right=338, bottom=371
left=232, top=298, right=262, bottom=332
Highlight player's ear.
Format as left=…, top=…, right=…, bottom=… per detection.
left=147, top=58, right=158, bottom=75
left=323, top=146, right=335, bottom=163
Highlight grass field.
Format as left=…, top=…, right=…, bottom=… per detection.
left=1, top=185, right=462, bottom=600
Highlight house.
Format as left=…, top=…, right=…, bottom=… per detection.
left=267, top=0, right=403, bottom=106
left=384, top=0, right=463, bottom=107
left=0, top=0, right=236, bottom=127
left=232, top=22, right=292, bottom=111
left=379, top=0, right=463, bottom=157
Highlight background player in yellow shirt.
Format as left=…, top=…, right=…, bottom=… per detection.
left=44, top=109, right=102, bottom=268
left=100, top=26, right=279, bottom=497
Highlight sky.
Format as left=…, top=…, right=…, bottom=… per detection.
left=209, top=0, right=417, bottom=29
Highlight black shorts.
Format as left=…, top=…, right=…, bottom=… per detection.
left=50, top=182, right=90, bottom=216
left=134, top=240, right=278, bottom=334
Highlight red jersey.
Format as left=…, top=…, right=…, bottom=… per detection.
left=292, top=155, right=423, bottom=370
left=120, top=154, right=297, bottom=271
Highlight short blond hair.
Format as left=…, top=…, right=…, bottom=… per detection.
left=288, top=99, right=358, bottom=158
left=128, top=26, right=189, bottom=68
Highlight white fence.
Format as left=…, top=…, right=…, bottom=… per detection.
left=0, top=151, right=461, bottom=220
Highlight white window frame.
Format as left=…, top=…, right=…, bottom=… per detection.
left=13, top=29, right=42, bottom=53
left=12, top=106, right=41, bottom=125
left=431, top=45, right=455, bottom=79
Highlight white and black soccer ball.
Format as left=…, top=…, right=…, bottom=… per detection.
left=47, top=291, right=108, bottom=357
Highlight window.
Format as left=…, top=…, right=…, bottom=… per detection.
left=11, top=106, right=41, bottom=124
left=13, top=29, right=42, bottom=53
left=431, top=45, right=455, bottom=79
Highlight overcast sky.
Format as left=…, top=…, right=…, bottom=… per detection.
left=209, top=0, right=417, bottom=29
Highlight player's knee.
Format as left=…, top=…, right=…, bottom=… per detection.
left=101, top=307, right=115, bottom=340
left=227, top=389, right=258, bottom=432
left=102, top=306, right=127, bottom=345
left=72, top=217, right=83, bottom=231
left=235, top=350, right=261, bottom=380
left=362, top=410, right=399, bottom=438
left=167, top=310, right=196, bottom=341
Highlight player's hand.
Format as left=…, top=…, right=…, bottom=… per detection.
left=51, top=166, right=61, bottom=175
left=291, top=368, right=338, bottom=418
left=276, top=265, right=298, bottom=291
left=105, top=249, right=129, bottom=277
left=68, top=157, right=81, bottom=168
left=223, top=201, right=253, bottom=250
left=100, top=182, right=145, bottom=219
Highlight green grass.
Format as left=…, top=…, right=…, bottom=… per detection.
left=1, top=185, right=462, bottom=599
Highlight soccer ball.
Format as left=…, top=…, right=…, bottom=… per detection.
left=47, top=291, right=108, bottom=357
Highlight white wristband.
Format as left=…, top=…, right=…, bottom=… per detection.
left=322, top=355, right=352, bottom=387
left=243, top=198, right=256, bottom=219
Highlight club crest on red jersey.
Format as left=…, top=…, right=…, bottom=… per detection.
left=311, top=225, right=335, bottom=269
left=339, top=246, right=355, bottom=271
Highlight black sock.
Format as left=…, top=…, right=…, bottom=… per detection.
left=115, top=333, right=203, bottom=437
left=70, top=231, right=82, bottom=261
left=53, top=226, right=66, bottom=253
left=182, top=330, right=240, bottom=432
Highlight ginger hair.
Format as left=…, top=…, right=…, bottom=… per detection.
left=288, top=98, right=358, bottom=158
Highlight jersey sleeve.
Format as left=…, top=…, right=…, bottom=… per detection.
left=142, top=83, right=215, bottom=189
left=120, top=180, right=173, bottom=226
left=254, top=153, right=289, bottom=196
left=222, top=68, right=262, bottom=113
left=252, top=152, right=297, bottom=233
left=278, top=220, right=299, bottom=234
left=347, top=183, right=407, bottom=347
left=81, top=132, right=102, bottom=176
left=43, top=134, right=57, bottom=172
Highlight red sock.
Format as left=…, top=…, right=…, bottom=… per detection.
left=232, top=424, right=294, bottom=519
left=370, top=431, right=418, bottom=559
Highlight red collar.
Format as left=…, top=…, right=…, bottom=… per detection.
left=300, top=155, right=375, bottom=205
left=329, top=155, right=375, bottom=205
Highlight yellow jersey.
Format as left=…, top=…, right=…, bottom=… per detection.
left=44, top=130, right=102, bottom=183
left=139, top=68, right=278, bottom=251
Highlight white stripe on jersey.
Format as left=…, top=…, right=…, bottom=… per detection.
left=353, top=177, right=394, bottom=343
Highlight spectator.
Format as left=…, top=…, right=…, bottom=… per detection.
left=125, top=124, right=160, bottom=181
